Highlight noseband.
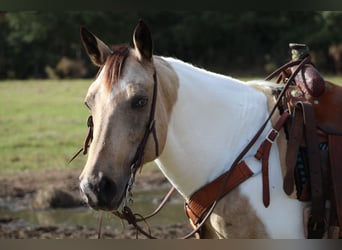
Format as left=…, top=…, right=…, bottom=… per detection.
left=70, top=68, right=160, bottom=206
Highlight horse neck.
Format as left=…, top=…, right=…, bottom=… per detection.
left=155, top=58, right=272, bottom=200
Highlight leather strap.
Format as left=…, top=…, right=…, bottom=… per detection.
left=328, top=135, right=342, bottom=237
left=283, top=108, right=304, bottom=195
left=255, top=111, right=290, bottom=207
left=185, top=160, right=253, bottom=225
left=186, top=112, right=290, bottom=224
left=123, top=69, right=159, bottom=206
left=68, top=115, right=94, bottom=163
left=297, top=102, right=325, bottom=238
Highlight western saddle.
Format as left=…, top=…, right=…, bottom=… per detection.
left=279, top=43, right=342, bottom=238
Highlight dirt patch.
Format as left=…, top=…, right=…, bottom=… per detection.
left=0, top=220, right=192, bottom=239
left=0, top=167, right=193, bottom=239
left=0, top=168, right=81, bottom=197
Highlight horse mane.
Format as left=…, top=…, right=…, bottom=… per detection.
left=98, top=44, right=130, bottom=93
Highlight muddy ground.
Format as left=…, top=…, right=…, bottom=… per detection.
left=0, top=168, right=193, bottom=239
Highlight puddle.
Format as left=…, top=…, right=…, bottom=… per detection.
left=0, top=188, right=188, bottom=228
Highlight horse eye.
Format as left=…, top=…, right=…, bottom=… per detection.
left=131, top=96, right=148, bottom=109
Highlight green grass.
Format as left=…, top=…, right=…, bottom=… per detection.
left=0, top=79, right=91, bottom=174
left=1, top=76, right=341, bottom=174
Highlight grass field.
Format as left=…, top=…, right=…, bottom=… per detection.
left=1, top=76, right=341, bottom=174
left=0, top=79, right=90, bottom=174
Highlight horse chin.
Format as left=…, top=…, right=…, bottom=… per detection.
left=85, top=197, right=124, bottom=212
left=106, top=193, right=125, bottom=212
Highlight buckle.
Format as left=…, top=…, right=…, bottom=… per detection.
left=266, top=128, right=279, bottom=144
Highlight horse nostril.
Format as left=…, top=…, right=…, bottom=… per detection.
left=80, top=180, right=96, bottom=206
left=97, top=176, right=117, bottom=207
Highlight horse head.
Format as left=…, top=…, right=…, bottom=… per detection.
left=78, top=21, right=175, bottom=211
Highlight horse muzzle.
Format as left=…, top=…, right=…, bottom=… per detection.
left=79, top=175, right=123, bottom=211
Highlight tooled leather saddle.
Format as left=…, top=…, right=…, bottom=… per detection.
left=280, top=43, right=342, bottom=239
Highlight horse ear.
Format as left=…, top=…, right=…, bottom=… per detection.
left=133, top=20, right=153, bottom=61
left=80, top=27, right=112, bottom=66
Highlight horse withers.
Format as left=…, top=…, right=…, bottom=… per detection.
left=78, top=20, right=306, bottom=238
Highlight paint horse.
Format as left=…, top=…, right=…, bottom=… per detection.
left=78, top=21, right=307, bottom=238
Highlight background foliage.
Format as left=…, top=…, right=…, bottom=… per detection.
left=1, top=11, right=342, bottom=79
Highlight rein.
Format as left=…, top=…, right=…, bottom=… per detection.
left=68, top=115, right=94, bottom=163
left=71, top=56, right=309, bottom=239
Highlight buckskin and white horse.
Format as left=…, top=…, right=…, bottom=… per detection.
left=78, top=20, right=307, bottom=238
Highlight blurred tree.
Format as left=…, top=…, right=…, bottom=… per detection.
left=0, top=11, right=341, bottom=79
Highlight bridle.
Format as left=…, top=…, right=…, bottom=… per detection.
left=70, top=67, right=159, bottom=193
left=70, top=57, right=310, bottom=239
left=69, top=67, right=164, bottom=237
left=122, top=69, right=159, bottom=208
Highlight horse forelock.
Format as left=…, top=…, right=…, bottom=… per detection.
left=97, top=45, right=130, bottom=93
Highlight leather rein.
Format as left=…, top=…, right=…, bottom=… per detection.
left=70, top=57, right=309, bottom=239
